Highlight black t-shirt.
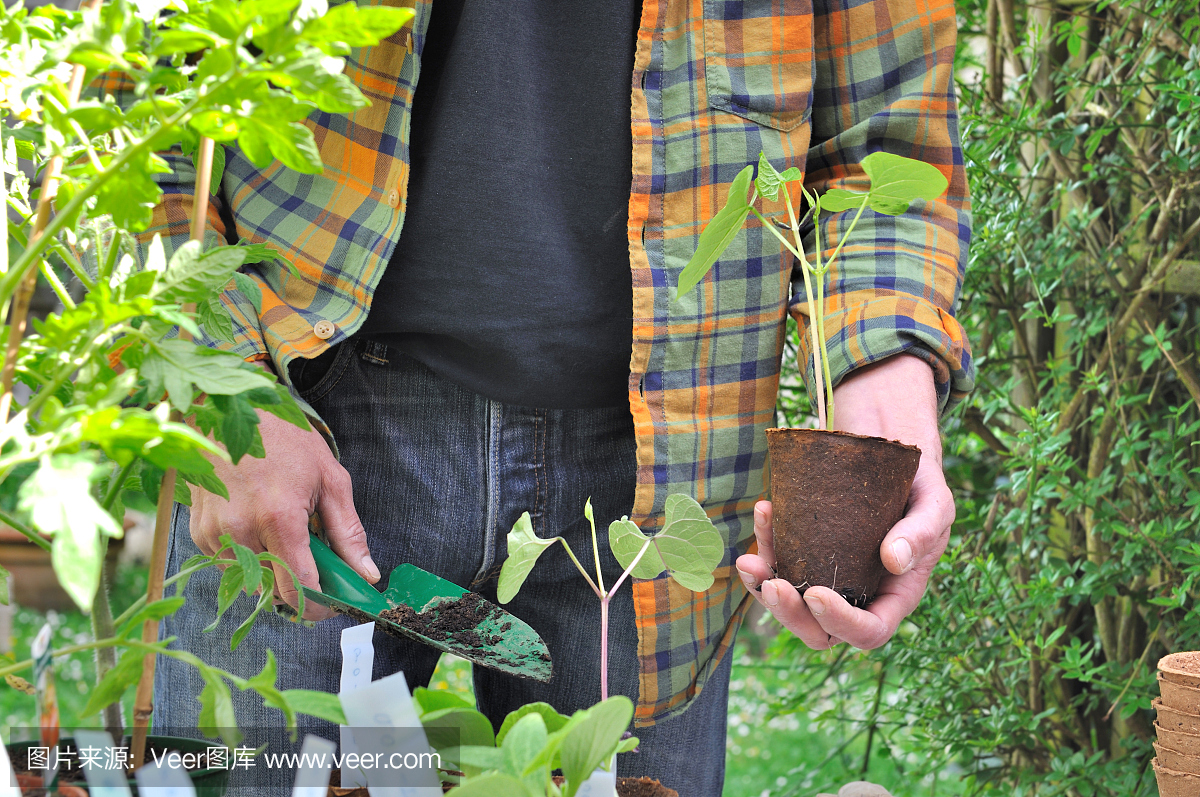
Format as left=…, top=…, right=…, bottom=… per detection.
left=359, top=0, right=639, bottom=409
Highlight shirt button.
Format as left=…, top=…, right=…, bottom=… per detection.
left=386, top=189, right=400, bottom=208
left=313, top=320, right=336, bottom=340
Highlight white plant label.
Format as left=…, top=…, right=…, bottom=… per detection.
left=0, top=738, right=20, bottom=797
left=133, top=755, right=197, bottom=796
left=339, top=669, right=441, bottom=796
left=339, top=621, right=376, bottom=789
left=575, top=767, right=617, bottom=797
left=74, top=729, right=133, bottom=797
left=291, top=734, right=337, bottom=797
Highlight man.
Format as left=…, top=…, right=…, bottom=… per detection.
left=137, top=0, right=972, bottom=794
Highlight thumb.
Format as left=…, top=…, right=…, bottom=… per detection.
left=317, top=462, right=380, bottom=583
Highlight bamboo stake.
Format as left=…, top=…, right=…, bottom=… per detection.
left=129, top=135, right=214, bottom=769
left=0, top=47, right=96, bottom=421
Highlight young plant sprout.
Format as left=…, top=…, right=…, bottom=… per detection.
left=676, top=152, right=948, bottom=429
left=498, top=494, right=723, bottom=701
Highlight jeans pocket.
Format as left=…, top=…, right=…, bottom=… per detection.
left=291, top=340, right=354, bottom=402
left=703, top=0, right=815, bottom=132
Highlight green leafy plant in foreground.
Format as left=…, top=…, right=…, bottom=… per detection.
left=676, top=152, right=948, bottom=428
left=0, top=0, right=411, bottom=759
left=414, top=687, right=637, bottom=797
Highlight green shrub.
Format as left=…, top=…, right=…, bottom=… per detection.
left=762, top=0, right=1200, bottom=793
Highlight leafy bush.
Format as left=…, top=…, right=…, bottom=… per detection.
left=759, top=0, right=1200, bottom=793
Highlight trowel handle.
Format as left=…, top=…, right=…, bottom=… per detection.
left=307, top=533, right=390, bottom=614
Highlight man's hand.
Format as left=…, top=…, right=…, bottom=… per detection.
left=189, top=407, right=380, bottom=620
left=736, top=353, right=954, bottom=650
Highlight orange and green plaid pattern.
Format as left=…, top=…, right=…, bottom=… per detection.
left=108, top=0, right=972, bottom=725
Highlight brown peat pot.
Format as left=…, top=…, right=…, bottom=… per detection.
left=1153, top=758, right=1200, bottom=797
left=1155, top=698, right=1200, bottom=736
left=1155, top=742, right=1200, bottom=776
left=1157, top=721, right=1200, bottom=757
left=765, top=428, right=921, bottom=607
left=1161, top=672, right=1200, bottom=714
left=1160, top=652, right=1200, bottom=689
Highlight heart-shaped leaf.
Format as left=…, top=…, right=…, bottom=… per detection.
left=498, top=513, right=561, bottom=603
left=861, top=152, right=948, bottom=215
left=608, top=494, right=724, bottom=592
left=819, top=188, right=869, bottom=213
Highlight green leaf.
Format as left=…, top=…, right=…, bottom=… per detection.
left=497, top=512, right=560, bottom=603
left=501, top=714, right=548, bottom=788
left=445, top=773, right=533, bottom=797
left=676, top=164, right=754, bottom=298
left=608, top=494, right=723, bottom=591
left=80, top=646, right=144, bottom=718
left=212, top=393, right=263, bottom=464
left=198, top=668, right=242, bottom=747
left=559, top=696, right=633, bottom=797
left=160, top=241, right=248, bottom=303
left=496, top=702, right=569, bottom=746
left=819, top=188, right=869, bottom=213
left=232, top=271, right=263, bottom=314
left=0, top=564, right=8, bottom=605
left=413, top=687, right=474, bottom=715
left=233, top=541, right=261, bottom=597
left=117, top=596, right=186, bottom=637
left=231, top=574, right=275, bottom=651
left=204, top=563, right=245, bottom=633
left=238, top=116, right=323, bottom=174
left=247, top=651, right=297, bottom=733
left=263, top=53, right=367, bottom=115
left=422, top=706, right=497, bottom=767
left=615, top=735, right=638, bottom=754
left=197, top=294, right=236, bottom=343
left=17, top=454, right=123, bottom=612
left=754, top=153, right=784, bottom=201
left=454, top=745, right=505, bottom=775
left=607, top=520, right=665, bottom=580
left=860, top=152, right=948, bottom=216
left=300, top=4, right=413, bottom=52
left=246, top=383, right=311, bottom=431
left=142, top=339, right=273, bottom=411
left=279, top=688, right=347, bottom=724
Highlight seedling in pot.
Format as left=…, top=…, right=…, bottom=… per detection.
left=676, top=152, right=946, bottom=606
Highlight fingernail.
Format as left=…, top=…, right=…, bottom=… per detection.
left=892, top=538, right=914, bottom=574
left=754, top=507, right=766, bottom=526
left=761, top=580, right=779, bottom=607
left=362, top=557, right=380, bottom=581
left=804, top=592, right=826, bottom=617
left=736, top=566, right=758, bottom=592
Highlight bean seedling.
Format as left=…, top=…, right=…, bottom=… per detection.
left=676, top=152, right=949, bottom=429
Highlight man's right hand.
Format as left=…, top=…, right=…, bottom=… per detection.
left=188, top=407, right=380, bottom=621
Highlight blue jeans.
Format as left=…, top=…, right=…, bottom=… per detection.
left=155, top=339, right=732, bottom=795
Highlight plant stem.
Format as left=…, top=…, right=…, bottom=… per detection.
left=600, top=538, right=655, bottom=701
left=587, top=501, right=605, bottom=595
left=0, top=508, right=52, bottom=551
left=558, top=538, right=603, bottom=599
left=38, top=260, right=75, bottom=310
left=781, top=188, right=827, bottom=428
left=91, top=549, right=124, bottom=742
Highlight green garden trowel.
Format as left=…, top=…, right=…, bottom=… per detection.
left=304, top=533, right=552, bottom=682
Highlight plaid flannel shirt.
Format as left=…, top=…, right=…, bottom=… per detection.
left=101, top=0, right=973, bottom=725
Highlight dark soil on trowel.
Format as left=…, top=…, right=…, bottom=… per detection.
left=380, top=592, right=508, bottom=652
left=617, top=776, right=680, bottom=797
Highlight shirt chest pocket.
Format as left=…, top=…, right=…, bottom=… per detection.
left=703, top=0, right=815, bottom=132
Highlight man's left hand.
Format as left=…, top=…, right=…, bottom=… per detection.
left=735, top=353, right=955, bottom=650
